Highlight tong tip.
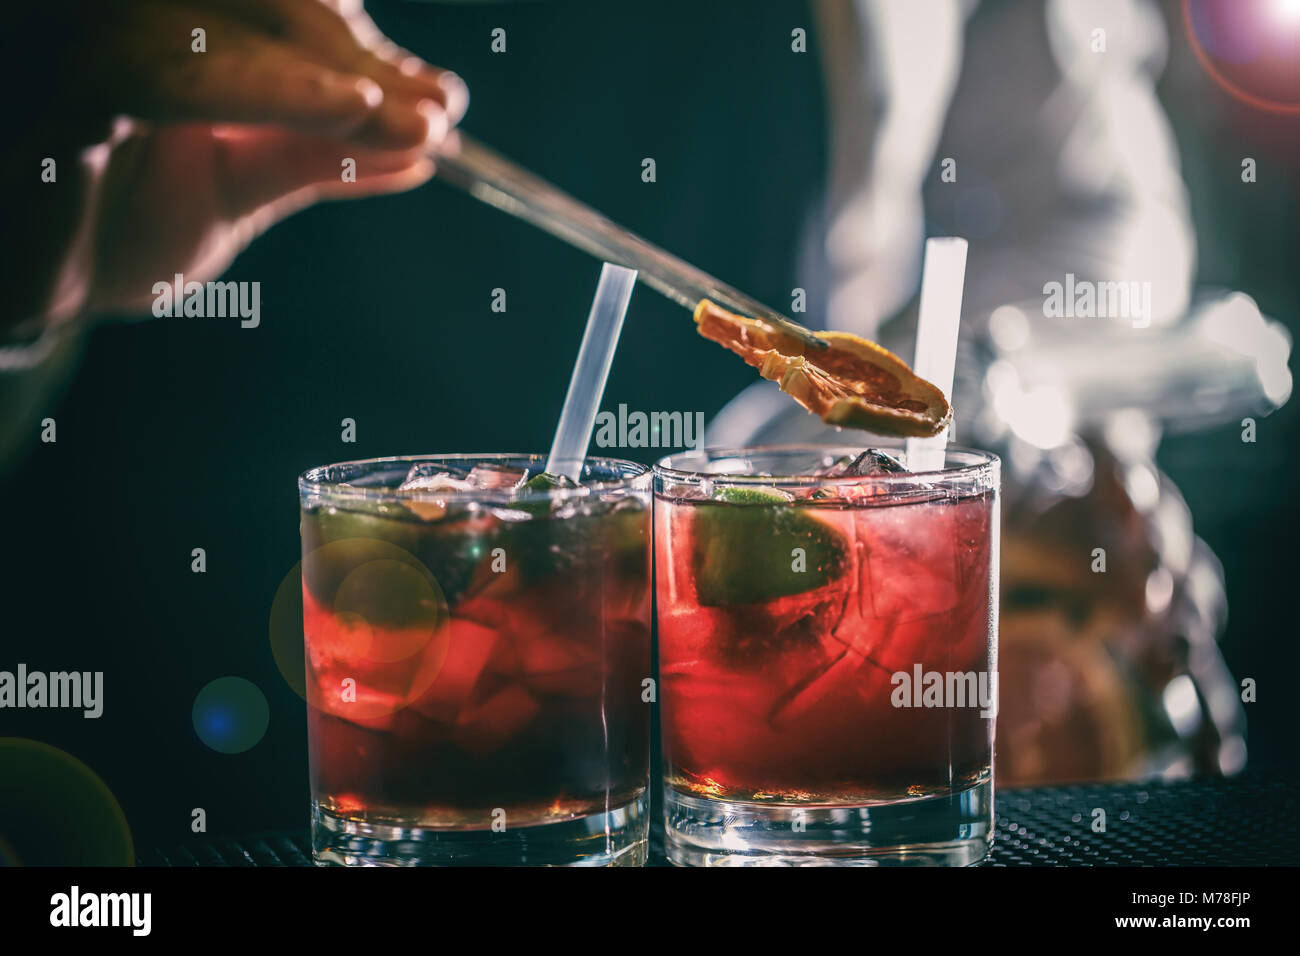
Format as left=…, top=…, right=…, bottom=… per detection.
left=762, top=313, right=829, bottom=350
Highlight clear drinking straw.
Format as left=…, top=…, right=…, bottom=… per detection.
left=904, top=237, right=968, bottom=473
left=545, top=263, right=638, bottom=481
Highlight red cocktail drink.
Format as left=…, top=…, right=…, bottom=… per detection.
left=655, top=444, right=998, bottom=865
left=299, top=455, right=651, bottom=866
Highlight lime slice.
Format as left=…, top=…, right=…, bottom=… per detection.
left=522, top=471, right=576, bottom=493
left=692, top=487, right=849, bottom=605
left=303, top=505, right=488, bottom=607
left=304, top=504, right=424, bottom=553
left=714, top=486, right=792, bottom=504
left=509, top=471, right=578, bottom=518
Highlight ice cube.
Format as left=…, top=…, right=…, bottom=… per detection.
left=514, top=630, right=599, bottom=697
left=396, top=466, right=482, bottom=520
left=398, top=464, right=477, bottom=493
left=452, top=684, right=540, bottom=754
left=409, top=618, right=500, bottom=723
left=822, top=449, right=909, bottom=477
left=765, top=651, right=854, bottom=731
left=861, top=502, right=960, bottom=624
left=466, top=463, right=529, bottom=490
left=766, top=619, right=893, bottom=732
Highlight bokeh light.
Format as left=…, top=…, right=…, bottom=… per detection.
left=1184, top=0, right=1300, bottom=113
left=300, top=536, right=452, bottom=719
left=269, top=538, right=450, bottom=709
left=192, top=677, right=270, bottom=754
left=0, top=739, right=134, bottom=866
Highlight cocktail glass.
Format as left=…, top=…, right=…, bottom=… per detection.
left=299, top=454, right=652, bottom=866
left=654, top=443, right=999, bottom=865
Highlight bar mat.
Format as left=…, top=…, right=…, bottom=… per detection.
left=140, top=777, right=1298, bottom=867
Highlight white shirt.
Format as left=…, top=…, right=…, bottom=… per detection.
left=710, top=0, right=1196, bottom=445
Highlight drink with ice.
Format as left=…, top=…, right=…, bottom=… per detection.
left=654, top=444, right=999, bottom=865
left=299, top=454, right=651, bottom=866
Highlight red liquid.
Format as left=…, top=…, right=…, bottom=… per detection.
left=302, top=501, right=651, bottom=828
left=656, top=489, right=995, bottom=802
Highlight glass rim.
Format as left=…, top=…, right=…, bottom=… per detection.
left=652, top=442, right=1000, bottom=487
left=298, top=452, right=651, bottom=504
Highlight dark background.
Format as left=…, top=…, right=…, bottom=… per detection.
left=1, top=0, right=1296, bottom=855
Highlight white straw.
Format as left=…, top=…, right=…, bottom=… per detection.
left=545, top=263, right=637, bottom=481
left=905, top=237, right=968, bottom=473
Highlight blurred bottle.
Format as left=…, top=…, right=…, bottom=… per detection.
left=958, top=290, right=1291, bottom=784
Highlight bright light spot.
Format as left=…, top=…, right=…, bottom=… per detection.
left=1124, top=463, right=1161, bottom=512
left=1219, top=737, right=1248, bottom=775
left=1162, top=674, right=1201, bottom=738
left=987, top=361, right=1074, bottom=450
left=1198, top=291, right=1292, bottom=408
left=988, top=305, right=1030, bottom=352
left=1145, top=567, right=1175, bottom=615
left=1271, top=0, right=1300, bottom=23
left=1010, top=386, right=1074, bottom=450
left=1257, top=324, right=1294, bottom=405
left=1103, top=408, right=1159, bottom=461
left=1199, top=292, right=1262, bottom=349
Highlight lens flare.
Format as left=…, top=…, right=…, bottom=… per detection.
left=271, top=538, right=451, bottom=711
left=1275, top=0, right=1300, bottom=23
left=0, top=739, right=134, bottom=865
left=1184, top=0, right=1300, bottom=113
left=192, top=677, right=270, bottom=754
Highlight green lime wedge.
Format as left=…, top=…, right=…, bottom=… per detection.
left=692, top=487, right=849, bottom=605
left=509, top=471, right=577, bottom=518
left=304, top=503, right=424, bottom=553
left=522, top=471, right=575, bottom=493
left=302, top=504, right=487, bottom=608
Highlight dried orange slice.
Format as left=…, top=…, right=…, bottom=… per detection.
left=694, top=299, right=952, bottom=438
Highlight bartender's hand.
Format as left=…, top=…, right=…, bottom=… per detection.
left=3, top=0, right=468, bottom=336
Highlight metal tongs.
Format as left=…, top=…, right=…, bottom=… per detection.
left=435, top=134, right=827, bottom=350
